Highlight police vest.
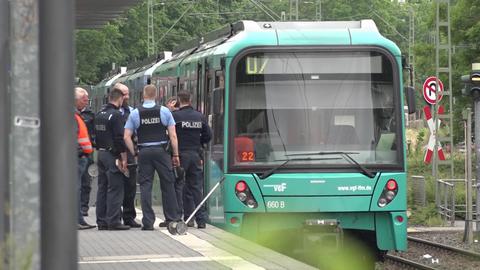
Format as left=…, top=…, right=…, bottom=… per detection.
left=94, top=107, right=116, bottom=149
left=173, top=107, right=204, bottom=152
left=137, top=105, right=168, bottom=144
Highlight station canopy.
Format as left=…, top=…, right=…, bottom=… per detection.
left=76, top=0, right=141, bottom=29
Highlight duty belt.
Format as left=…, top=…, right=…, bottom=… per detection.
left=180, top=148, right=201, bottom=153
left=138, top=144, right=166, bottom=150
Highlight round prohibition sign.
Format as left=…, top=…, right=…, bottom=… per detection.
left=422, top=76, right=444, bottom=105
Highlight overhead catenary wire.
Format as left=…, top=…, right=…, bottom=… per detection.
left=254, top=0, right=282, bottom=20
left=157, top=0, right=198, bottom=44
left=370, top=10, right=408, bottom=42
left=188, top=11, right=260, bottom=16
left=247, top=0, right=279, bottom=21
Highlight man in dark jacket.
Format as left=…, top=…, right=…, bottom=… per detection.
left=172, top=91, right=211, bottom=229
left=94, top=87, right=130, bottom=230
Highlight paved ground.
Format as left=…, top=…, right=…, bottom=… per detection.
left=78, top=208, right=316, bottom=270
left=408, top=220, right=477, bottom=233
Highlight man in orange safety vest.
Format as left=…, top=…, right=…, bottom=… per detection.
left=75, top=88, right=95, bottom=230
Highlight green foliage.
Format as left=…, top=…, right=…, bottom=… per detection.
left=75, top=0, right=421, bottom=84
left=74, top=0, right=480, bottom=147
left=409, top=203, right=443, bottom=226
left=407, top=125, right=474, bottom=226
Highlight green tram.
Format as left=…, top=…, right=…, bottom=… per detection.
left=151, top=20, right=413, bottom=265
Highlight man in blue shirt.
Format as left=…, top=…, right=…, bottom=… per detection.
left=124, top=84, right=181, bottom=230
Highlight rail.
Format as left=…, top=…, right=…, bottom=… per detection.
left=408, top=236, right=480, bottom=260
left=384, top=254, right=437, bottom=270
left=436, top=178, right=477, bottom=226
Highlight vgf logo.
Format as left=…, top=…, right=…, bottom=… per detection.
left=264, top=183, right=287, bottom=192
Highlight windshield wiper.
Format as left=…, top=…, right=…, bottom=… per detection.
left=258, top=157, right=340, bottom=180
left=285, top=151, right=376, bottom=178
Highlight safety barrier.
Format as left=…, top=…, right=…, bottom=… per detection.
left=436, top=178, right=477, bottom=226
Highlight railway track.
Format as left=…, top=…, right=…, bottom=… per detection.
left=384, top=254, right=437, bottom=270
left=383, top=236, right=480, bottom=269
left=408, top=236, right=480, bottom=260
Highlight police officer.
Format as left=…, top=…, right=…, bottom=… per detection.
left=173, top=91, right=211, bottom=229
left=124, top=84, right=181, bottom=230
left=94, top=87, right=130, bottom=230
left=115, top=83, right=141, bottom=228
left=166, top=96, right=179, bottom=112
left=75, top=87, right=95, bottom=217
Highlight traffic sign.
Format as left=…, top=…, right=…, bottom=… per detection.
left=423, top=105, right=446, bottom=164
left=423, top=76, right=444, bottom=105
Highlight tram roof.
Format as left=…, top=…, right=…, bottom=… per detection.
left=76, top=0, right=141, bottom=29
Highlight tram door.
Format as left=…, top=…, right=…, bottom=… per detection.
left=201, top=62, right=225, bottom=223
left=205, top=67, right=225, bottom=224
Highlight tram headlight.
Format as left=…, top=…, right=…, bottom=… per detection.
left=237, top=192, right=247, bottom=202
left=377, top=179, right=398, bottom=208
left=235, top=180, right=258, bottom=208
left=385, top=190, right=396, bottom=201
left=378, top=198, right=388, bottom=207
left=246, top=199, right=257, bottom=208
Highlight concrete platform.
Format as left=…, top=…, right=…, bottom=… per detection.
left=408, top=220, right=479, bottom=233
left=78, top=208, right=316, bottom=270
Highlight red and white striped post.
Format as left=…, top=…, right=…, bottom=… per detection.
left=423, top=105, right=446, bottom=164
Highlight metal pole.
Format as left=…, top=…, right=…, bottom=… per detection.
left=9, top=0, right=42, bottom=268
left=473, top=63, right=480, bottom=234
left=475, top=91, right=480, bottom=233
left=289, top=0, right=292, bottom=21
left=318, top=0, right=322, bottom=21
left=39, top=0, right=77, bottom=269
left=295, top=0, right=299, bottom=20
left=0, top=0, right=10, bottom=268
left=464, top=108, right=473, bottom=243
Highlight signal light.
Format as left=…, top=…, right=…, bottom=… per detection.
left=230, top=217, right=238, bottom=224
left=461, top=64, right=480, bottom=98
left=386, top=179, right=397, bottom=191
left=235, top=181, right=247, bottom=192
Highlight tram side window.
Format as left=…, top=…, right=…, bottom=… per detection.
left=137, top=91, right=142, bottom=106
left=190, top=78, right=198, bottom=109
left=212, top=88, right=224, bottom=145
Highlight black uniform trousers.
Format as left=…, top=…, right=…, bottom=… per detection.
left=78, top=157, right=89, bottom=225
left=138, top=146, right=180, bottom=227
left=122, top=151, right=137, bottom=223
left=80, top=156, right=94, bottom=214
left=180, top=150, right=207, bottom=224
left=96, top=150, right=125, bottom=227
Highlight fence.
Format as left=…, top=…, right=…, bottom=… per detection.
left=436, top=178, right=477, bottom=226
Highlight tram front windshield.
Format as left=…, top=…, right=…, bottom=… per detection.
left=231, top=50, right=402, bottom=170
